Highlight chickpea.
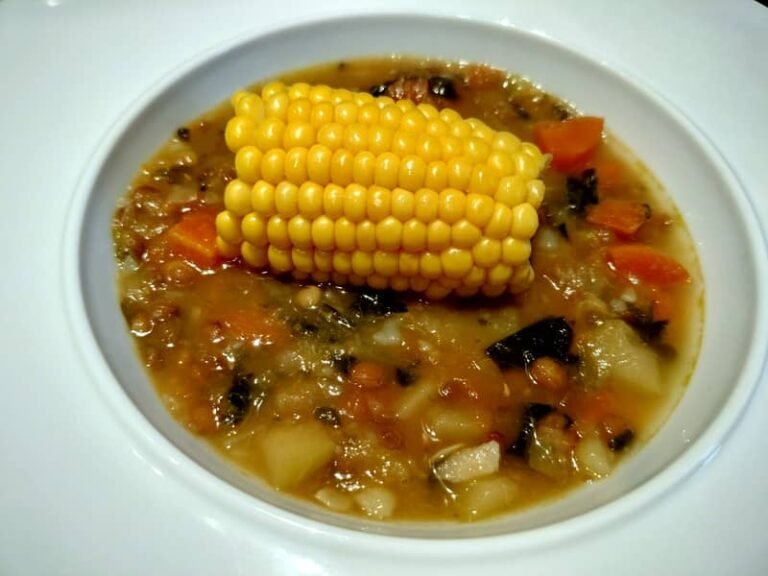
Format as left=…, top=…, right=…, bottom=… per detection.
left=294, top=285, right=323, bottom=309
left=529, top=357, right=568, bottom=391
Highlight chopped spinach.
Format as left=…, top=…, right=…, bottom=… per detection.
left=566, top=169, right=598, bottom=215
left=485, top=316, right=574, bottom=369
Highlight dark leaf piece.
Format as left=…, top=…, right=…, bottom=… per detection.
left=221, top=372, right=254, bottom=425
left=623, top=305, right=668, bottom=344
left=608, top=429, right=634, bottom=452
left=314, top=406, right=341, bottom=428
left=350, top=289, right=408, bottom=317
left=428, top=76, right=458, bottom=100
left=176, top=127, right=190, bottom=141
left=369, top=82, right=392, bottom=97
left=566, top=168, right=598, bottom=215
left=485, top=317, right=574, bottom=370
left=331, top=353, right=357, bottom=375
left=395, top=366, right=417, bottom=387
left=508, top=403, right=554, bottom=456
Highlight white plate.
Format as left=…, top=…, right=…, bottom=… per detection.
left=1, top=1, right=767, bottom=574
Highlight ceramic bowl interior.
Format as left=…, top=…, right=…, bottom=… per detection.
left=74, top=15, right=765, bottom=538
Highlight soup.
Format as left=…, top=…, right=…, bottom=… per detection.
left=112, top=57, right=702, bottom=522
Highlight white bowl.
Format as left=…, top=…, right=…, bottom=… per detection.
left=66, top=14, right=768, bottom=541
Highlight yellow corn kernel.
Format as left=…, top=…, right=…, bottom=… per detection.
left=314, top=250, right=334, bottom=273
left=414, top=188, right=439, bottom=223
left=334, top=217, right=356, bottom=252
left=380, top=105, right=403, bottom=128
left=438, top=188, right=466, bottom=224
left=367, top=186, right=391, bottom=222
left=402, top=219, right=427, bottom=253
left=283, top=123, right=315, bottom=149
left=416, top=134, right=442, bottom=163
left=399, top=252, right=420, bottom=277
left=439, top=108, right=461, bottom=124
left=317, top=122, right=344, bottom=151
left=358, top=103, right=380, bottom=125
left=266, top=215, right=290, bottom=249
left=235, top=146, right=262, bottom=184
left=310, top=101, right=334, bottom=129
left=420, top=252, right=442, bottom=279
left=409, top=276, right=430, bottom=292
left=242, top=242, right=268, bottom=267
left=323, top=183, right=345, bottom=219
left=427, top=220, right=451, bottom=252
left=450, top=120, right=472, bottom=140
left=351, top=250, right=374, bottom=276
left=235, top=94, right=265, bottom=122
left=343, top=183, right=367, bottom=223
left=463, top=266, right=486, bottom=287
left=441, top=248, right=473, bottom=279
left=224, top=179, right=253, bottom=216
left=447, top=157, right=473, bottom=190
left=425, top=161, right=448, bottom=191
left=426, top=118, right=449, bottom=138
left=398, top=155, right=427, bottom=191
left=527, top=179, right=545, bottom=209
left=285, top=147, right=308, bottom=185
left=241, top=213, right=268, bottom=246
left=373, top=251, right=399, bottom=277
left=482, top=283, right=507, bottom=298
left=374, top=152, right=400, bottom=189
left=366, top=274, right=387, bottom=290
left=470, top=120, right=495, bottom=142
left=353, top=151, right=376, bottom=187
left=488, top=263, right=513, bottom=285
left=484, top=204, right=513, bottom=239
left=308, top=84, right=332, bottom=103
left=441, top=136, right=464, bottom=162
left=307, top=144, right=332, bottom=185
left=492, top=132, right=521, bottom=153
left=369, top=125, right=394, bottom=155
left=348, top=274, right=365, bottom=286
left=261, top=149, right=286, bottom=184
left=290, top=248, right=313, bottom=273
left=465, top=193, right=495, bottom=228
left=511, top=262, right=534, bottom=288
left=391, top=188, right=415, bottom=220
left=455, top=285, right=479, bottom=297
left=496, top=175, right=527, bottom=207
left=335, top=101, right=358, bottom=125
left=353, top=92, right=374, bottom=106
left=464, top=137, right=491, bottom=163
left=391, top=131, right=418, bottom=156
left=501, top=237, right=531, bottom=266
left=418, top=103, right=440, bottom=120
left=514, top=150, right=539, bottom=179
left=215, top=211, right=242, bottom=244
left=451, top=219, right=481, bottom=249
left=311, top=271, right=331, bottom=283
left=331, top=88, right=353, bottom=104
left=265, top=92, right=289, bottom=120
left=311, top=216, right=335, bottom=251
left=267, top=245, right=293, bottom=272
left=344, top=124, right=368, bottom=154
left=395, top=99, right=415, bottom=113
left=330, top=149, right=354, bottom=186
left=253, top=117, right=284, bottom=151
left=511, top=203, right=539, bottom=239
left=376, top=217, right=403, bottom=251
left=274, top=181, right=298, bottom=218
left=356, top=220, right=377, bottom=252
left=298, top=182, right=324, bottom=219
left=287, top=215, right=312, bottom=249
left=225, top=116, right=256, bottom=151
left=286, top=98, right=312, bottom=123
left=468, top=165, right=498, bottom=196
left=333, top=251, right=352, bottom=275
left=217, top=237, right=240, bottom=259
left=390, top=276, right=410, bottom=292
left=251, top=180, right=276, bottom=216
left=486, top=150, right=516, bottom=178
left=425, top=282, right=451, bottom=300
left=261, top=81, right=285, bottom=100
left=472, top=237, right=502, bottom=268
left=401, top=109, right=427, bottom=133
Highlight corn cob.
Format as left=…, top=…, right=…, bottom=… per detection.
left=216, top=81, right=546, bottom=298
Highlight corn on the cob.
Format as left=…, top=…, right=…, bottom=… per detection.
left=216, top=81, right=546, bottom=298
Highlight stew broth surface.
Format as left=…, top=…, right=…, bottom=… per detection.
left=113, top=57, right=702, bottom=522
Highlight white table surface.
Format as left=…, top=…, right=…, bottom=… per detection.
left=1, top=0, right=766, bottom=574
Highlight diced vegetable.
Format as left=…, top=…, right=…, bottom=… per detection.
left=606, top=244, right=690, bottom=286
left=577, top=319, right=661, bottom=393
left=166, top=209, right=220, bottom=268
left=433, top=441, right=500, bottom=483
left=259, top=422, right=336, bottom=489
left=395, top=380, right=438, bottom=420
left=315, top=487, right=353, bottom=512
left=455, top=477, right=519, bottom=521
left=586, top=200, right=650, bottom=235
left=485, top=317, right=574, bottom=369
left=533, top=116, right=604, bottom=172
left=353, top=486, right=397, bottom=520
left=423, top=406, right=491, bottom=444
left=575, top=435, right=614, bottom=479
left=527, top=419, right=576, bottom=480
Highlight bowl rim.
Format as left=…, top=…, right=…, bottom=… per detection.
left=62, top=11, right=768, bottom=552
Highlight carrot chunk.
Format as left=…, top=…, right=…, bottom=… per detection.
left=216, top=309, right=291, bottom=347
left=166, top=210, right=219, bottom=268
left=533, top=116, right=604, bottom=172
left=606, top=244, right=690, bottom=286
left=586, top=200, right=650, bottom=236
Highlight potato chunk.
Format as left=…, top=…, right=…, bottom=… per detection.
left=259, top=421, right=336, bottom=489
